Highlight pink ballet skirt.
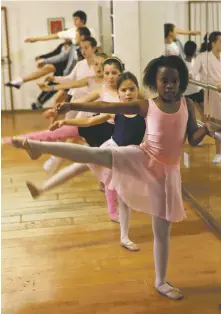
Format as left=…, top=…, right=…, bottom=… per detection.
left=90, top=97, right=189, bottom=222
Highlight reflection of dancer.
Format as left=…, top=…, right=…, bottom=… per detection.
left=24, top=10, right=101, bottom=49
left=183, top=41, right=204, bottom=121
left=31, top=39, right=72, bottom=110
left=2, top=52, right=108, bottom=145
left=192, top=32, right=221, bottom=163
left=12, top=56, right=217, bottom=300
left=164, top=23, right=201, bottom=57
left=26, top=73, right=145, bottom=245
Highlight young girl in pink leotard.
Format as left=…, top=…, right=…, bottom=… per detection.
left=12, top=56, right=216, bottom=300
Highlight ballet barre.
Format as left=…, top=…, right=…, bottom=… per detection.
left=189, top=79, right=220, bottom=92
left=197, top=120, right=221, bottom=141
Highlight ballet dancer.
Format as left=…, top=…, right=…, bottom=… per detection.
left=191, top=32, right=221, bottom=163
left=183, top=40, right=204, bottom=121
left=24, top=10, right=101, bottom=49
left=12, top=55, right=220, bottom=300
left=26, top=72, right=145, bottom=250
left=164, top=23, right=201, bottom=58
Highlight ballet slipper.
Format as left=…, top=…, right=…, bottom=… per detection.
left=11, top=137, right=41, bottom=160
left=1, top=137, right=12, bottom=145
left=109, top=212, right=120, bottom=223
left=120, top=240, right=140, bottom=252
left=156, top=282, right=184, bottom=300
left=26, top=181, right=41, bottom=199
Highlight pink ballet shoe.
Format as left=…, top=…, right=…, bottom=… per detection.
left=120, top=240, right=140, bottom=252
left=26, top=181, right=41, bottom=199
left=156, top=282, right=184, bottom=300
left=110, top=212, right=119, bottom=223
left=2, top=137, right=12, bottom=145
left=11, top=137, right=41, bottom=160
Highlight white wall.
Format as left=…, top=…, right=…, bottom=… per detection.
left=2, top=1, right=100, bottom=109
left=112, top=1, right=189, bottom=84
left=98, top=1, right=112, bottom=56
left=113, top=1, right=142, bottom=83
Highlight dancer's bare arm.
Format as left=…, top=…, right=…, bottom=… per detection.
left=38, top=77, right=89, bottom=92
left=185, top=97, right=219, bottom=146
left=50, top=113, right=112, bottom=130
left=57, top=99, right=149, bottom=117
left=176, top=29, right=201, bottom=36
left=25, top=34, right=59, bottom=43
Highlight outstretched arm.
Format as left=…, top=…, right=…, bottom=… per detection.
left=186, top=98, right=209, bottom=146
left=57, top=99, right=149, bottom=117
left=25, top=34, right=59, bottom=43
left=176, top=29, right=201, bottom=36
left=50, top=113, right=112, bottom=130
left=38, top=77, right=89, bottom=92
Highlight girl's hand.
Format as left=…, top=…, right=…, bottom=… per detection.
left=24, top=37, right=37, bottom=43
left=36, top=59, right=45, bottom=68
left=44, top=75, right=54, bottom=83
left=38, top=82, right=51, bottom=92
left=42, top=108, right=58, bottom=120
left=204, top=122, right=221, bottom=138
left=217, top=84, right=221, bottom=93
left=56, top=102, right=71, bottom=114
left=49, top=120, right=65, bottom=131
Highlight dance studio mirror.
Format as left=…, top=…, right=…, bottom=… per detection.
left=163, top=1, right=221, bottom=231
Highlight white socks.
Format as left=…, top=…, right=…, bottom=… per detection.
left=212, top=154, right=221, bottom=164
left=11, top=77, right=24, bottom=86
left=118, top=195, right=131, bottom=243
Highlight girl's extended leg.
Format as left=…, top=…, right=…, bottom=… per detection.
left=26, top=163, right=89, bottom=198
left=5, top=65, right=56, bottom=89
left=3, top=126, right=80, bottom=144
left=12, top=139, right=113, bottom=168
left=152, top=216, right=183, bottom=300
left=118, top=195, right=139, bottom=252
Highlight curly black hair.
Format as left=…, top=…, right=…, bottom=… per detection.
left=143, top=55, right=189, bottom=94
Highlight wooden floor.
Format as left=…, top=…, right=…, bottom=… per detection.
left=1, top=112, right=221, bottom=314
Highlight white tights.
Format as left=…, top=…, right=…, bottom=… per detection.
left=24, top=140, right=171, bottom=285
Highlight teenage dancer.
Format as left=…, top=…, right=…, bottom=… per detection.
left=5, top=40, right=73, bottom=91
left=164, top=23, right=201, bottom=57
left=183, top=40, right=204, bottom=121
left=191, top=32, right=221, bottom=163
left=38, top=52, right=108, bottom=94
left=12, top=56, right=220, bottom=300
left=2, top=52, right=109, bottom=145
left=24, top=10, right=101, bottom=49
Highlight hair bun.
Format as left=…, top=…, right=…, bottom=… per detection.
left=203, top=33, right=208, bottom=43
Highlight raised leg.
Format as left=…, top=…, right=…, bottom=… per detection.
left=12, top=139, right=113, bottom=168
left=27, top=163, right=89, bottom=198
